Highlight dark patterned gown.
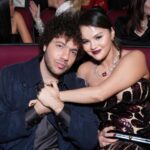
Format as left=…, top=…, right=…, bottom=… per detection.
left=94, top=78, right=150, bottom=150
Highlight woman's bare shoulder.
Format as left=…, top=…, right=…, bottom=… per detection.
left=120, top=49, right=149, bottom=78
left=121, top=49, right=146, bottom=64
left=122, top=49, right=145, bottom=58
left=77, top=61, right=94, bottom=79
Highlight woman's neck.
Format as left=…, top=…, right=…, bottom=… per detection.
left=95, top=46, right=120, bottom=78
left=141, top=15, right=148, bottom=29
left=101, top=46, right=119, bottom=68
left=134, top=16, right=148, bottom=36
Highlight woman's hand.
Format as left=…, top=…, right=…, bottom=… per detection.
left=29, top=0, right=40, bottom=21
left=98, top=126, right=118, bottom=148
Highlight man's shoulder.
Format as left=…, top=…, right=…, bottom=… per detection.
left=0, top=63, right=22, bottom=76
left=63, top=72, right=86, bottom=89
left=0, top=57, right=39, bottom=77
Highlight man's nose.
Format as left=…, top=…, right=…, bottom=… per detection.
left=61, top=48, right=70, bottom=60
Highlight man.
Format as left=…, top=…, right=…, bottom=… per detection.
left=0, top=14, right=99, bottom=149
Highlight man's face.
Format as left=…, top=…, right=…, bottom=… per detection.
left=43, top=36, right=79, bottom=76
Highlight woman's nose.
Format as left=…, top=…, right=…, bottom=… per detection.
left=90, top=41, right=97, bottom=50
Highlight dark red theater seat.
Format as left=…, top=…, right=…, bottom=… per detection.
left=0, top=44, right=150, bottom=73
left=107, top=9, right=127, bottom=26
left=41, top=8, right=56, bottom=24
left=0, top=44, right=40, bottom=69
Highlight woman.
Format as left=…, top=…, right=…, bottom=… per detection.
left=0, top=0, right=32, bottom=43
left=115, top=0, right=150, bottom=45
left=33, top=7, right=150, bottom=149
left=60, top=7, right=150, bottom=149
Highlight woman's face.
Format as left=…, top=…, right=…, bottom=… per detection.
left=144, top=0, right=150, bottom=16
left=80, top=25, right=115, bottom=61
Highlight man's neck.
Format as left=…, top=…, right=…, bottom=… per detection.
left=40, top=58, right=59, bottom=84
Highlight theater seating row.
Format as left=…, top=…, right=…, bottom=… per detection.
left=0, top=44, right=40, bottom=69
left=0, top=44, right=150, bottom=72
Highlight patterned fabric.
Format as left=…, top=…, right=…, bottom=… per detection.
left=102, top=141, right=146, bottom=150
left=94, top=78, right=150, bottom=137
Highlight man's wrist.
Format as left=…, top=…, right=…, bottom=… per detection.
left=25, top=107, right=43, bottom=128
left=34, top=103, right=44, bottom=115
left=34, top=101, right=50, bottom=115
left=55, top=106, right=71, bottom=134
left=50, top=102, right=64, bottom=115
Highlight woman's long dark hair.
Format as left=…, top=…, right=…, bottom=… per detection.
left=0, top=0, right=11, bottom=43
left=126, top=0, right=146, bottom=33
left=79, top=7, right=112, bottom=31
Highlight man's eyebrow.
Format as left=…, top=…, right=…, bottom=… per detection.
left=55, top=41, right=65, bottom=44
left=70, top=48, right=79, bottom=52
left=54, top=40, right=78, bottom=51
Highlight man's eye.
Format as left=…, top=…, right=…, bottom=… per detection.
left=71, top=51, right=78, bottom=55
left=56, top=44, right=64, bottom=48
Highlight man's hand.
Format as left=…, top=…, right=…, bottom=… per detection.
left=34, top=100, right=51, bottom=115
left=37, top=82, right=64, bottom=115
left=98, top=126, right=118, bottom=148
left=28, top=99, right=37, bottom=107
left=28, top=99, right=51, bottom=115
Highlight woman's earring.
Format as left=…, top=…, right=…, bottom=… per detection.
left=43, top=46, right=46, bottom=52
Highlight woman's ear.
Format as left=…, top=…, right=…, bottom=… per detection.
left=111, top=27, right=115, bottom=41
left=43, top=45, right=47, bottom=52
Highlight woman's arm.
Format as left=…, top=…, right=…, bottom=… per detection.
left=14, top=11, right=32, bottom=43
left=60, top=50, right=149, bottom=103
left=29, top=1, right=44, bottom=35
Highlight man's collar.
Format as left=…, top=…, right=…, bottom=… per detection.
left=22, top=56, right=42, bottom=87
left=21, top=56, right=82, bottom=89
left=59, top=72, right=84, bottom=90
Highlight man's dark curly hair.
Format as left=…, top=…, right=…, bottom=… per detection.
left=40, top=12, right=81, bottom=49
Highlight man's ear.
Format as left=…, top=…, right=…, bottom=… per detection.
left=111, top=27, right=115, bottom=41
left=43, top=45, right=47, bottom=52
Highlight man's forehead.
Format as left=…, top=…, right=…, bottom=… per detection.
left=53, top=36, right=78, bottom=47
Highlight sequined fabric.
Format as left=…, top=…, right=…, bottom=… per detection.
left=101, top=141, right=146, bottom=150
left=94, top=78, right=150, bottom=137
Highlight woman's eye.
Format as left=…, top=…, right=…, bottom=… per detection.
left=82, top=40, right=89, bottom=44
left=96, top=36, right=102, bottom=40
